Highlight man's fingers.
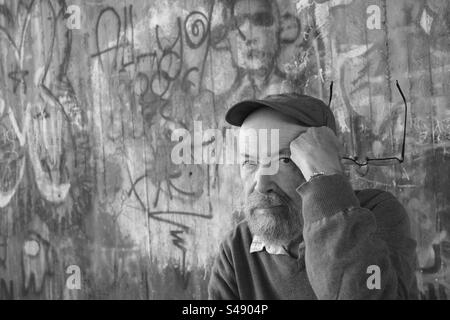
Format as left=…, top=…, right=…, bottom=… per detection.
left=292, top=126, right=344, bottom=157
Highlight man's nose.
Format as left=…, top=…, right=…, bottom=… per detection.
left=254, top=168, right=275, bottom=194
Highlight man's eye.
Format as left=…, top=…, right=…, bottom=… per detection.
left=280, top=157, right=291, bottom=164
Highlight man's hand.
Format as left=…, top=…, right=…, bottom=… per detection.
left=289, top=126, right=344, bottom=181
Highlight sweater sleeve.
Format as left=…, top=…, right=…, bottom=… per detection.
left=208, top=242, right=239, bottom=300
left=296, top=174, right=417, bottom=300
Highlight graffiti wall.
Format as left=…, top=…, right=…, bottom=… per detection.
left=0, top=0, right=448, bottom=299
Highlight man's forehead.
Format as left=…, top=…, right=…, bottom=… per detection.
left=238, top=107, right=307, bottom=150
left=240, top=107, right=304, bottom=130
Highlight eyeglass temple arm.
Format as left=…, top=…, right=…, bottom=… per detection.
left=328, top=81, right=333, bottom=107
left=395, top=80, right=408, bottom=160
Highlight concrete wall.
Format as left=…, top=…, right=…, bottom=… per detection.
left=0, top=0, right=449, bottom=299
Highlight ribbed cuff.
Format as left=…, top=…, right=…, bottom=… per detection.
left=296, top=174, right=360, bottom=224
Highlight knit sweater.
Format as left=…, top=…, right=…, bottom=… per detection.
left=208, top=174, right=418, bottom=300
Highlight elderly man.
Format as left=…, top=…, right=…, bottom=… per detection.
left=208, top=93, right=418, bottom=299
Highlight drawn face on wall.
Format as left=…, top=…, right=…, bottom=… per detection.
left=230, top=0, right=280, bottom=75
left=22, top=231, right=54, bottom=294
left=239, top=108, right=305, bottom=245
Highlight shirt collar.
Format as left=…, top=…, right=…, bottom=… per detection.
left=250, top=235, right=306, bottom=257
left=249, top=235, right=289, bottom=255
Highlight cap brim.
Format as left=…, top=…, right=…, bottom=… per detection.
left=225, top=100, right=279, bottom=127
left=225, top=94, right=337, bottom=133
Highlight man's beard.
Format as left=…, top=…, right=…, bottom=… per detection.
left=243, top=191, right=302, bottom=245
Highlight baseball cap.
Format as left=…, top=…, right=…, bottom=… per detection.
left=225, top=93, right=337, bottom=134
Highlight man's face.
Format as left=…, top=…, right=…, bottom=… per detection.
left=230, top=0, right=279, bottom=73
left=238, top=107, right=306, bottom=245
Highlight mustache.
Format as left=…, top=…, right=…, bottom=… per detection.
left=244, top=191, right=288, bottom=211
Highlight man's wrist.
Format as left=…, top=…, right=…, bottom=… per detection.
left=296, top=174, right=359, bottom=224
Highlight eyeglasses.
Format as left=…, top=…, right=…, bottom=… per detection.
left=329, top=80, right=408, bottom=167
